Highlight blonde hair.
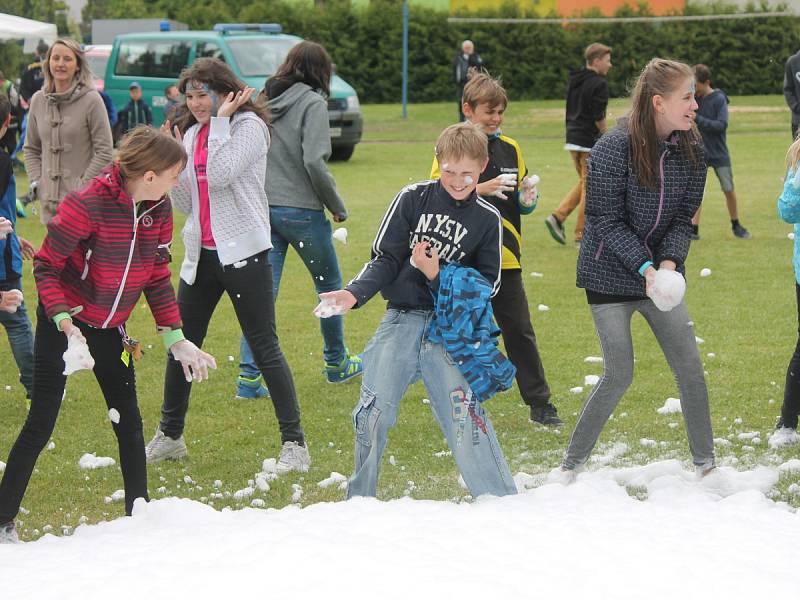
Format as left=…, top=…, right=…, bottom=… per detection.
left=462, top=70, right=507, bottom=111
left=435, top=122, right=488, bottom=164
left=628, top=58, right=701, bottom=188
left=42, top=38, right=95, bottom=93
left=116, top=126, right=187, bottom=180
left=788, top=136, right=800, bottom=172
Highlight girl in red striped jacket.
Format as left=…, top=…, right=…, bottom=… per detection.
left=0, top=127, right=215, bottom=544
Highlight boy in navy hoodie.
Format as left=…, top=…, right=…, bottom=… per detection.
left=320, top=122, right=517, bottom=499
left=0, top=95, right=34, bottom=400
left=691, top=64, right=750, bottom=240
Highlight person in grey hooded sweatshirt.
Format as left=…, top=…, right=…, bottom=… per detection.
left=236, top=41, right=362, bottom=400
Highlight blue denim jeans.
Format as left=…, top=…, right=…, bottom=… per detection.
left=347, top=309, right=517, bottom=499
left=239, top=206, right=346, bottom=378
left=0, top=278, right=33, bottom=398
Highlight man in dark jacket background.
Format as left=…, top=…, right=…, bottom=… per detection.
left=691, top=64, right=750, bottom=240
left=453, top=40, right=483, bottom=122
left=784, top=49, right=800, bottom=139
left=545, top=43, right=612, bottom=247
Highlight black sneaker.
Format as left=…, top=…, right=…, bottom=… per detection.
left=530, top=403, right=564, bottom=427
left=732, top=223, right=751, bottom=239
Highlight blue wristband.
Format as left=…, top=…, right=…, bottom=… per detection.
left=638, top=261, right=654, bottom=276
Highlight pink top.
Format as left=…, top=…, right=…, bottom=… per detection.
left=194, top=123, right=215, bottom=248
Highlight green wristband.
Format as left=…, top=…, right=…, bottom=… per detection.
left=53, top=312, right=72, bottom=332
left=160, top=328, right=186, bottom=350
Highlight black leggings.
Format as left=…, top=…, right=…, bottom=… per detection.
left=159, top=249, right=304, bottom=443
left=782, top=283, right=800, bottom=428
left=0, top=306, right=148, bottom=522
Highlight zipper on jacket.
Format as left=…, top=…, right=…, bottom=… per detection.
left=642, top=149, right=668, bottom=259
left=80, top=248, right=92, bottom=280
left=101, top=199, right=164, bottom=329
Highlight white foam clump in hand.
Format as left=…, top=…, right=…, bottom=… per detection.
left=63, top=333, right=95, bottom=375
left=332, top=227, right=348, bottom=244
left=313, top=297, right=347, bottom=319
left=647, top=269, right=686, bottom=312
left=79, top=453, right=116, bottom=470
left=108, top=409, right=120, bottom=424
left=657, top=397, right=682, bottom=415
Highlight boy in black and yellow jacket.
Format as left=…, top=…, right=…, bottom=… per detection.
left=431, top=71, right=561, bottom=426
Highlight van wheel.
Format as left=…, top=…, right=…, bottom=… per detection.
left=331, top=145, right=355, bottom=161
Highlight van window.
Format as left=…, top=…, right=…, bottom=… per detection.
left=226, top=38, right=298, bottom=77
left=196, top=42, right=225, bottom=61
left=115, top=41, right=191, bottom=79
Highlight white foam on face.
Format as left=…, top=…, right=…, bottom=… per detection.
left=79, top=453, right=116, bottom=470
left=657, top=397, right=682, bottom=415
left=464, top=175, right=473, bottom=185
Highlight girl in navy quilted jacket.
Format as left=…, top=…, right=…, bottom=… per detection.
left=561, top=58, right=716, bottom=476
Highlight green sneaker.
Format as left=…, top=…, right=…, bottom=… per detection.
left=325, top=350, right=363, bottom=384
left=235, top=374, right=270, bottom=400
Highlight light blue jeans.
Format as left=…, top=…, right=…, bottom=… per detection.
left=0, top=278, right=33, bottom=398
left=347, top=309, right=517, bottom=499
left=239, top=206, right=346, bottom=377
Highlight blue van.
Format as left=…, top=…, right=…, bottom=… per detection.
left=104, top=24, right=362, bottom=160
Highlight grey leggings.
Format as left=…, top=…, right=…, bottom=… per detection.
left=563, top=300, right=715, bottom=471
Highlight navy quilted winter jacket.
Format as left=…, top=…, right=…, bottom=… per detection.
left=576, top=124, right=707, bottom=297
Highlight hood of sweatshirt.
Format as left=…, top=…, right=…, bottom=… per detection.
left=45, top=81, right=93, bottom=105
left=567, top=67, right=601, bottom=90
left=266, top=81, right=321, bottom=122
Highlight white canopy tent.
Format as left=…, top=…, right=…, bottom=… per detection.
left=0, top=13, right=57, bottom=53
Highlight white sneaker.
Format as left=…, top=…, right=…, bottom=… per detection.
left=145, top=428, right=188, bottom=464
left=768, top=427, right=800, bottom=449
left=276, top=441, right=311, bottom=474
left=0, top=521, right=19, bottom=544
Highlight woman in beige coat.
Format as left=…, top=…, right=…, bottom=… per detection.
left=24, top=38, right=113, bottom=223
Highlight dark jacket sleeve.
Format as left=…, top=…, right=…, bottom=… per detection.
left=144, top=102, right=153, bottom=126
left=785, top=57, right=800, bottom=115
left=590, top=79, right=609, bottom=123
left=472, top=211, right=503, bottom=298
left=345, top=188, right=414, bottom=307
left=585, top=133, right=651, bottom=275
left=695, top=95, right=727, bottom=134
left=655, top=152, right=707, bottom=267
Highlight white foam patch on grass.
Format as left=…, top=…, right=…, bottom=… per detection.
left=3, top=462, right=797, bottom=597
left=657, top=398, right=682, bottom=415
left=78, top=454, right=116, bottom=470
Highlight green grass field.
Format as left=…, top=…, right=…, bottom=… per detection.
left=2, top=96, right=799, bottom=540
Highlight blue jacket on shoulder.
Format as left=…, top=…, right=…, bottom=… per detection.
left=0, top=171, right=22, bottom=282
left=426, top=263, right=516, bottom=403
left=779, top=167, right=800, bottom=284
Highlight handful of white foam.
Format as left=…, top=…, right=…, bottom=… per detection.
left=647, top=269, right=686, bottom=312
left=313, top=296, right=347, bottom=319
left=63, top=330, right=95, bottom=375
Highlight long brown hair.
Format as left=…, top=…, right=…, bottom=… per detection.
left=174, top=58, right=269, bottom=133
left=116, top=126, right=187, bottom=180
left=269, top=41, right=332, bottom=98
left=628, top=58, right=701, bottom=189
left=42, top=38, right=95, bottom=94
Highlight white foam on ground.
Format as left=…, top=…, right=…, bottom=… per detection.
left=657, top=397, right=682, bottom=415
left=77, top=453, right=116, bottom=470
left=2, top=461, right=797, bottom=598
